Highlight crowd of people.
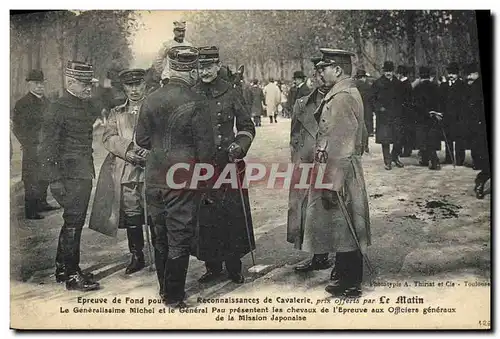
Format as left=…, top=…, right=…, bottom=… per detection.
left=10, top=20, right=489, bottom=309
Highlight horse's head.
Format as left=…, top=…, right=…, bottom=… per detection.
left=220, top=64, right=245, bottom=88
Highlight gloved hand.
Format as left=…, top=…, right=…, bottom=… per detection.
left=50, top=180, right=66, bottom=199
left=227, top=142, right=244, bottom=162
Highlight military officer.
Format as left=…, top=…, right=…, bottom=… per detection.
left=371, top=61, right=405, bottom=170
left=12, top=69, right=59, bottom=219
left=396, top=65, right=416, bottom=157
left=136, top=46, right=214, bottom=308
left=287, top=55, right=333, bottom=272
left=354, top=68, right=373, bottom=153
left=89, top=69, right=151, bottom=275
left=307, top=48, right=371, bottom=297
left=38, top=61, right=101, bottom=291
left=192, top=46, right=256, bottom=284
left=152, top=21, right=192, bottom=85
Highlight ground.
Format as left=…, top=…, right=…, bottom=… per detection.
left=9, top=117, right=491, bottom=329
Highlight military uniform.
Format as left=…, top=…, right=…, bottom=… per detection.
left=354, top=69, right=373, bottom=153
left=12, top=70, right=58, bottom=219
left=89, top=69, right=150, bottom=275
left=397, top=66, right=416, bottom=157
left=38, top=61, right=101, bottom=291
left=307, top=49, right=370, bottom=298
left=136, top=46, right=214, bottom=306
left=192, top=46, right=256, bottom=284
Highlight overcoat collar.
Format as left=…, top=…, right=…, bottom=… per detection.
left=322, top=77, right=355, bottom=104
left=296, top=88, right=322, bottom=137
left=58, top=90, right=87, bottom=108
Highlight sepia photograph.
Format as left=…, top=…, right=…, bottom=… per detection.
left=8, top=9, right=491, bottom=330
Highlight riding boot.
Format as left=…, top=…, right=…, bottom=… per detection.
left=61, top=228, right=99, bottom=291
left=325, top=251, right=362, bottom=297
left=198, top=261, right=223, bottom=283
left=164, top=255, right=190, bottom=306
left=126, top=226, right=146, bottom=274
left=269, top=116, right=273, bottom=124
left=225, top=257, right=244, bottom=284
left=294, top=253, right=331, bottom=272
left=382, top=144, right=392, bottom=170
left=55, top=227, right=94, bottom=283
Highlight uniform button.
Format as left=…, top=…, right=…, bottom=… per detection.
left=217, top=102, right=221, bottom=105
left=218, top=134, right=222, bottom=138
left=300, top=144, right=304, bottom=147
left=217, top=113, right=221, bottom=116
left=218, top=146, right=222, bottom=150
left=217, top=124, right=221, bottom=127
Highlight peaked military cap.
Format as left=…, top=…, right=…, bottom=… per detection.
left=446, top=62, right=460, bottom=74
left=316, top=48, right=355, bottom=68
left=464, top=62, right=480, bottom=75
left=293, top=70, right=306, bottom=79
left=198, top=46, right=220, bottom=64
left=26, top=69, right=44, bottom=82
left=419, top=66, right=431, bottom=79
left=167, top=46, right=199, bottom=71
left=173, top=21, right=186, bottom=30
left=396, top=65, right=408, bottom=75
left=65, top=61, right=98, bottom=83
left=119, top=69, right=146, bottom=85
left=310, top=56, right=322, bottom=69
left=382, top=61, right=394, bottom=72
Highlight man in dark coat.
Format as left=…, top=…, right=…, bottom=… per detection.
left=136, top=46, right=215, bottom=308
left=89, top=69, right=150, bottom=275
left=439, top=62, right=468, bottom=166
left=413, top=67, right=442, bottom=170
left=247, top=79, right=265, bottom=126
left=38, top=61, right=101, bottom=292
left=465, top=63, right=490, bottom=198
left=12, top=69, right=59, bottom=219
left=396, top=65, right=416, bottom=157
left=288, top=70, right=312, bottom=110
left=354, top=68, right=372, bottom=153
left=192, top=46, right=256, bottom=284
left=371, top=61, right=405, bottom=170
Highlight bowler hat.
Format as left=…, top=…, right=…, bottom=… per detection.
left=355, top=68, right=367, bottom=77
left=382, top=61, right=394, bottom=72
left=419, top=66, right=431, bottom=79
left=464, top=62, right=480, bottom=75
left=446, top=62, right=460, bottom=74
left=293, top=70, right=306, bottom=79
left=119, top=69, right=146, bottom=85
left=26, top=69, right=44, bottom=82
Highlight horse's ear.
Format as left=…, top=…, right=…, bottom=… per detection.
left=238, top=64, right=245, bottom=74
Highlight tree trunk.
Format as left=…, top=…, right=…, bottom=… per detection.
left=58, top=14, right=65, bottom=93
left=34, top=18, right=42, bottom=70
left=280, top=58, right=284, bottom=80
left=405, top=10, right=416, bottom=77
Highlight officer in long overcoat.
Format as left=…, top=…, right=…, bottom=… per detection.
left=192, top=46, right=256, bottom=284
left=413, top=66, right=442, bottom=170
left=247, top=78, right=265, bottom=126
left=300, top=48, right=371, bottom=297
left=38, top=61, right=101, bottom=292
left=287, top=56, right=333, bottom=272
left=354, top=68, right=372, bottom=153
left=439, top=62, right=468, bottom=166
left=12, top=69, right=59, bottom=219
left=136, top=46, right=215, bottom=308
left=371, top=61, right=405, bottom=170
left=89, top=69, right=150, bottom=275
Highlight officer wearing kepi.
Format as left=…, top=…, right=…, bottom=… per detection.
left=136, top=46, right=215, bottom=308
left=38, top=61, right=101, bottom=291
left=288, top=55, right=333, bottom=272
left=89, top=69, right=151, bottom=275
left=193, top=46, right=256, bottom=284
left=306, top=48, right=371, bottom=297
